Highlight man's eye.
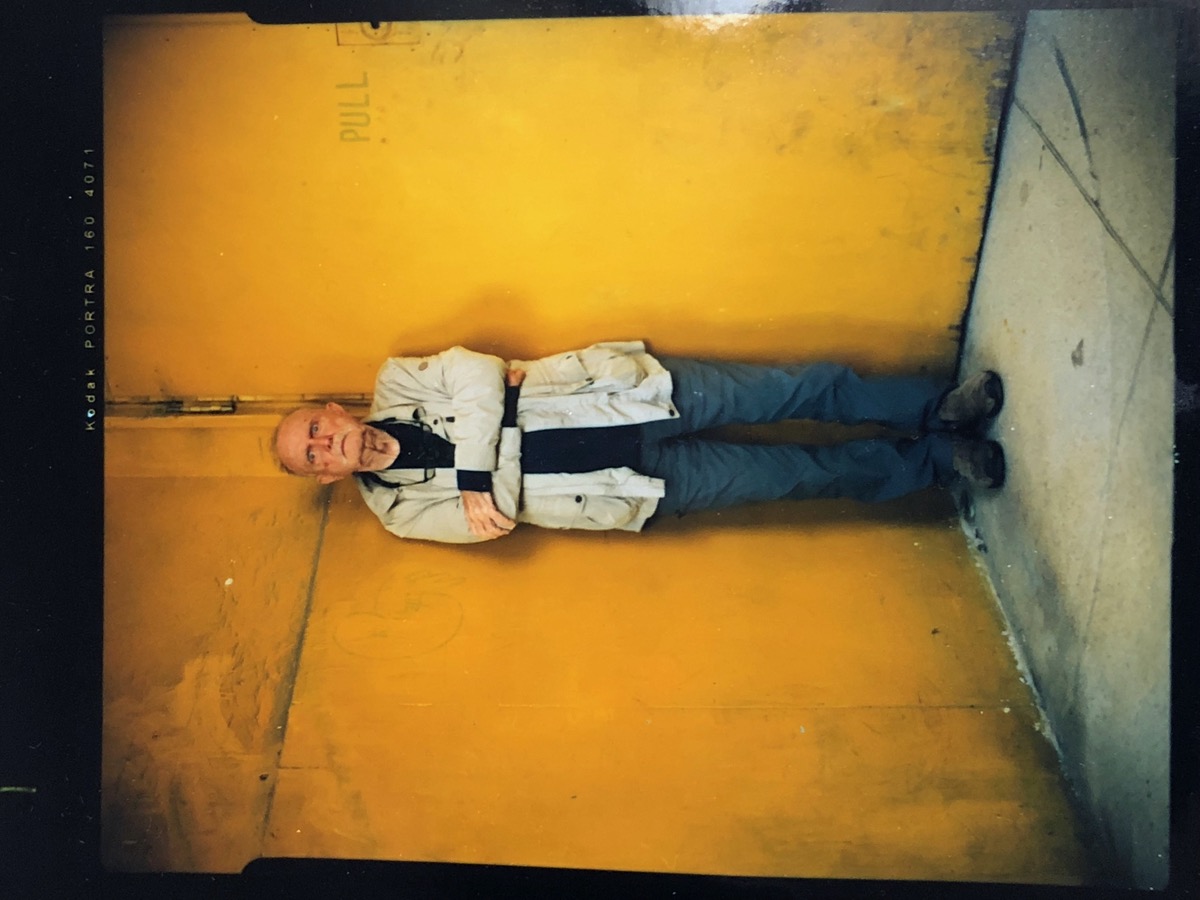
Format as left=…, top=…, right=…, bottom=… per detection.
left=307, top=451, right=315, bottom=464
left=310, top=422, right=317, bottom=437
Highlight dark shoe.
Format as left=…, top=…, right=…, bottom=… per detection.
left=938, top=371, right=1004, bottom=428
left=952, top=439, right=1006, bottom=490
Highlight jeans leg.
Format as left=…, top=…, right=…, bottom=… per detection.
left=656, top=356, right=948, bottom=436
left=640, top=433, right=956, bottom=516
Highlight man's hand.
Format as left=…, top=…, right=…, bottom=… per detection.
left=458, top=369, right=523, bottom=540
left=461, top=490, right=516, bottom=540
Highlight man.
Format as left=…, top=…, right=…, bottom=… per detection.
left=273, top=341, right=1004, bottom=544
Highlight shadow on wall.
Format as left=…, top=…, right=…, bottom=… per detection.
left=386, top=290, right=962, bottom=379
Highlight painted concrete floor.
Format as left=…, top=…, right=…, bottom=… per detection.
left=958, top=8, right=1175, bottom=890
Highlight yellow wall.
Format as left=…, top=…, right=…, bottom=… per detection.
left=268, top=485, right=1088, bottom=880
left=103, top=420, right=327, bottom=871
left=102, top=11, right=1091, bottom=881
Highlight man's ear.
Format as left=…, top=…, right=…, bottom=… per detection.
left=326, top=401, right=346, bottom=414
left=317, top=472, right=345, bottom=485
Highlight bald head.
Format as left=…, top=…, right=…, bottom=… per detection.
left=273, top=402, right=400, bottom=483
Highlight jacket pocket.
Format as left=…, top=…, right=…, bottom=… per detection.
left=521, top=346, right=645, bottom=397
left=521, top=351, right=591, bottom=396
left=523, top=492, right=640, bottom=531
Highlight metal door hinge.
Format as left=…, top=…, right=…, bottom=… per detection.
left=165, top=398, right=238, bottom=415
left=105, top=395, right=372, bottom=418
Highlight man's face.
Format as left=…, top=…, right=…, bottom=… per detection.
left=275, top=403, right=372, bottom=484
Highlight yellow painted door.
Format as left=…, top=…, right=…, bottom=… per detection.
left=105, top=11, right=1008, bottom=398
left=102, top=11, right=1091, bottom=881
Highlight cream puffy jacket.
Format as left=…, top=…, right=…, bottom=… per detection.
left=355, top=341, right=678, bottom=544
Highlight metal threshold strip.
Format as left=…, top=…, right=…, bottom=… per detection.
left=105, top=395, right=373, bottom=417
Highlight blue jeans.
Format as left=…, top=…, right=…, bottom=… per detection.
left=638, top=357, right=957, bottom=516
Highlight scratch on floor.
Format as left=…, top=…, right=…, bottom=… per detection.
left=1013, top=98, right=1173, bottom=318
left=1155, top=234, right=1175, bottom=292
left=1069, top=295, right=1161, bottom=713
left=1052, top=40, right=1098, bottom=189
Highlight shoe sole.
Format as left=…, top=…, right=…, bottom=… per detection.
left=983, top=371, right=1005, bottom=420
left=982, top=440, right=1006, bottom=489
left=953, top=440, right=1006, bottom=490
